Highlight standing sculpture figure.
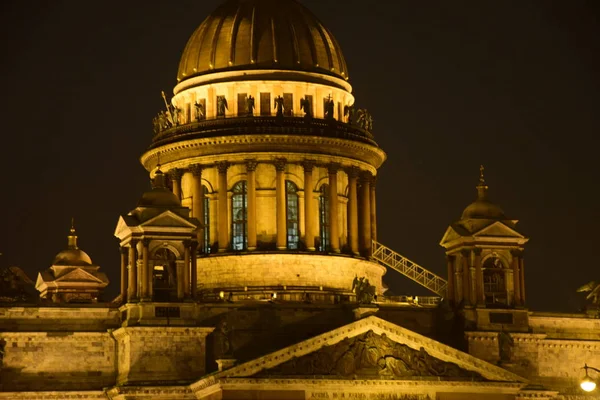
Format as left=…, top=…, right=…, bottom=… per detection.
left=357, top=109, right=373, bottom=132
left=300, top=96, right=312, bottom=119
left=194, top=100, right=205, bottom=121
left=217, top=96, right=228, bottom=117
left=172, top=106, right=181, bottom=126
left=246, top=95, right=255, bottom=116
left=344, top=104, right=355, bottom=124
left=274, top=95, right=285, bottom=117
left=352, top=276, right=376, bottom=304
left=324, top=95, right=335, bottom=120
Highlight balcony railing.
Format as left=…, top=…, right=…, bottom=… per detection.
left=150, top=115, right=378, bottom=148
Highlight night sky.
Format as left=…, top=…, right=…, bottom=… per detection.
left=1, top=1, right=598, bottom=312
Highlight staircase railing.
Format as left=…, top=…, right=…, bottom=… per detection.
left=371, top=241, right=447, bottom=297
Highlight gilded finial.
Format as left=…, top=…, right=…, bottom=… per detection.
left=67, top=218, right=78, bottom=250
left=476, top=165, right=488, bottom=200
left=479, top=165, right=485, bottom=185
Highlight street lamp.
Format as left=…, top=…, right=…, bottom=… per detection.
left=581, top=364, right=600, bottom=392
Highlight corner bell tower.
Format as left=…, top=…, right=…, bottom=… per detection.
left=114, top=169, right=201, bottom=325
left=440, top=167, right=529, bottom=331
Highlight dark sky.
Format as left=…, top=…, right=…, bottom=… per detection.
left=0, top=0, right=598, bottom=312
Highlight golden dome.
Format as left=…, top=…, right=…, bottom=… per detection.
left=461, top=166, right=506, bottom=220
left=52, top=222, right=93, bottom=266
left=137, top=170, right=181, bottom=208
left=53, top=249, right=93, bottom=266
left=461, top=200, right=505, bottom=220
left=177, top=0, right=349, bottom=83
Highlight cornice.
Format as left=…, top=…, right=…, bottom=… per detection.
left=142, top=134, right=386, bottom=172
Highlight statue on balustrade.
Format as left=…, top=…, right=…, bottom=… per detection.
left=172, top=106, right=181, bottom=126
left=357, top=108, right=374, bottom=132
left=352, top=276, right=377, bottom=304
left=194, top=100, right=205, bottom=121
left=274, top=95, right=285, bottom=117
left=577, top=280, right=600, bottom=308
left=324, top=94, right=335, bottom=119
left=344, top=104, right=356, bottom=125
left=246, top=95, right=255, bottom=116
left=217, top=96, right=228, bottom=117
left=300, top=96, right=313, bottom=120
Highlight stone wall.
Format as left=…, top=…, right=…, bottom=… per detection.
left=0, top=331, right=115, bottom=391
left=113, top=327, right=213, bottom=385
left=196, top=253, right=386, bottom=295
left=466, top=314, right=600, bottom=396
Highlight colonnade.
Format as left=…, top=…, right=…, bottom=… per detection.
left=166, top=160, right=377, bottom=256
left=120, top=239, right=198, bottom=303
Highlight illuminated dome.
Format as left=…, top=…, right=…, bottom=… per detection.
left=461, top=199, right=505, bottom=220
left=177, top=0, right=349, bottom=83
left=52, top=249, right=93, bottom=266
left=137, top=170, right=181, bottom=208
left=461, top=169, right=505, bottom=220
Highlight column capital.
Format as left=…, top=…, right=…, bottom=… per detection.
left=445, top=254, right=455, bottom=262
left=183, top=239, right=192, bottom=248
left=190, top=164, right=203, bottom=177
left=302, top=159, right=316, bottom=172
left=141, top=238, right=151, bottom=247
left=345, top=166, right=360, bottom=178
left=274, top=157, right=287, bottom=172
left=473, top=248, right=483, bottom=256
left=245, top=159, right=258, bottom=172
left=169, top=168, right=183, bottom=180
left=511, top=249, right=524, bottom=257
left=327, top=162, right=341, bottom=175
left=359, top=171, right=373, bottom=183
left=216, top=161, right=230, bottom=174
left=120, top=246, right=129, bottom=255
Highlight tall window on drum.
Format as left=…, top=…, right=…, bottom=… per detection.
left=203, top=185, right=210, bottom=254
left=286, top=181, right=300, bottom=249
left=231, top=181, right=248, bottom=251
left=318, top=184, right=330, bottom=251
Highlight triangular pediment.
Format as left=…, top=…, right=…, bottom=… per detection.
left=139, top=210, right=198, bottom=230
left=193, top=316, right=526, bottom=390
left=473, top=221, right=524, bottom=239
left=54, top=268, right=104, bottom=283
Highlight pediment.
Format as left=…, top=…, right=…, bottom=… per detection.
left=114, top=215, right=134, bottom=240
left=196, top=316, right=526, bottom=388
left=473, top=221, right=524, bottom=239
left=439, top=225, right=464, bottom=246
left=255, top=330, right=482, bottom=380
left=139, top=210, right=198, bottom=230
left=54, top=268, right=104, bottom=284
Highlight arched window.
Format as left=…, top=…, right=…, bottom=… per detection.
left=203, top=185, right=210, bottom=254
left=152, top=248, right=177, bottom=302
left=286, top=181, right=300, bottom=249
left=318, top=184, right=330, bottom=251
left=231, top=181, right=248, bottom=251
left=483, top=257, right=507, bottom=306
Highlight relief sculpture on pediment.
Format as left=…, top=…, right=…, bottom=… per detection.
left=258, top=330, right=483, bottom=380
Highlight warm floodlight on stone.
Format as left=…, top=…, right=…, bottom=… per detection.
left=581, top=364, right=600, bottom=392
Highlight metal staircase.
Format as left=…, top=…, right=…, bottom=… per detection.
left=371, top=241, right=447, bottom=297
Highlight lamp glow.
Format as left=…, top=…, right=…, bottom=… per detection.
left=580, top=377, right=596, bottom=392
left=580, top=364, right=600, bottom=392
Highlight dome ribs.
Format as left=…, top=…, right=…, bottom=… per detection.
left=228, top=2, right=244, bottom=66
left=177, top=0, right=350, bottom=81
left=271, top=17, right=278, bottom=63
left=250, top=5, right=257, bottom=63
left=209, top=8, right=229, bottom=69
left=288, top=17, right=301, bottom=65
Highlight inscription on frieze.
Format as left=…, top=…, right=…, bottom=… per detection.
left=307, top=393, right=430, bottom=400
left=259, top=330, right=482, bottom=380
